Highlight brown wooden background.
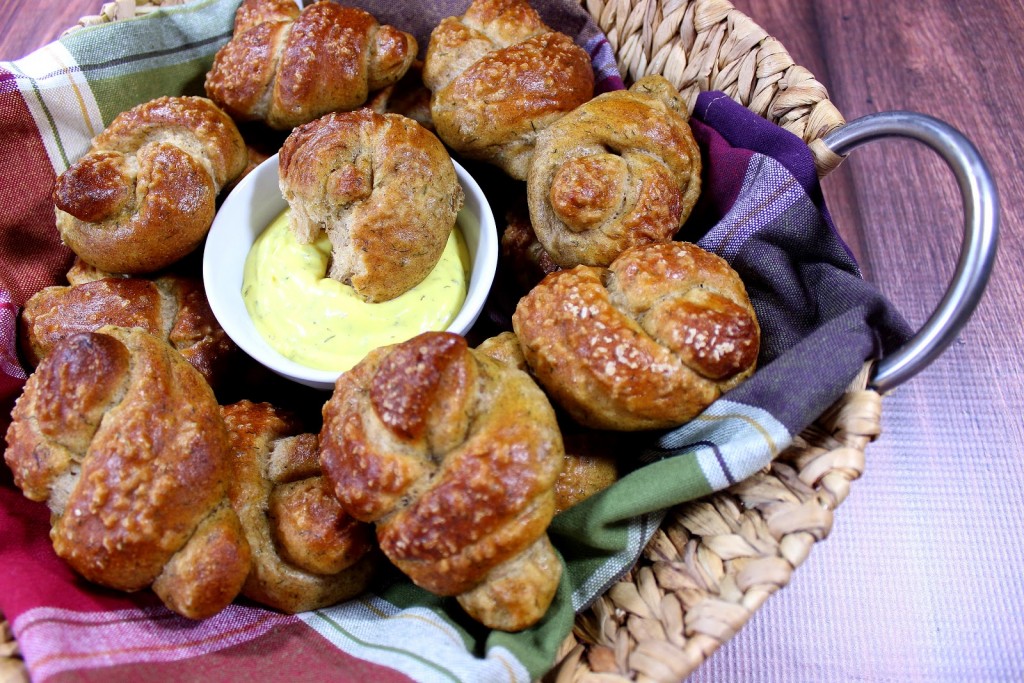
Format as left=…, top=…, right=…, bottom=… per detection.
left=1, top=0, right=1021, bottom=679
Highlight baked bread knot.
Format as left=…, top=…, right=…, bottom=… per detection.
left=475, top=330, right=528, bottom=372
left=3, top=326, right=250, bottom=619
left=279, top=109, right=464, bottom=302
left=222, top=400, right=376, bottom=613
left=52, top=96, right=247, bottom=275
left=204, top=0, right=417, bottom=130
left=500, top=199, right=562, bottom=292
left=527, top=75, right=702, bottom=268
left=554, top=429, right=623, bottom=513
left=422, top=0, right=594, bottom=180
left=319, top=331, right=565, bottom=631
left=20, top=274, right=236, bottom=389
left=475, top=331, right=622, bottom=513
left=366, top=60, right=435, bottom=131
left=65, top=257, right=128, bottom=285
left=512, top=242, right=760, bottom=431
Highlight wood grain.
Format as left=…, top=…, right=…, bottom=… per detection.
left=1, top=0, right=1022, bottom=680
left=712, top=1, right=1024, bottom=680
left=0, top=0, right=88, bottom=52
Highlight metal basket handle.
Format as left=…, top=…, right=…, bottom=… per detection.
left=822, top=111, right=999, bottom=393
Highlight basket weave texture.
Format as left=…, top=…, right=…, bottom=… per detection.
left=5, top=1, right=876, bottom=682
left=583, top=0, right=846, bottom=176
left=62, top=0, right=192, bottom=33
left=550, top=365, right=878, bottom=681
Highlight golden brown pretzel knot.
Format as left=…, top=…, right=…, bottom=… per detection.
left=512, top=241, right=760, bottom=431
left=52, top=96, right=248, bottom=274
left=319, top=331, right=565, bottom=631
left=204, top=0, right=418, bottom=130
left=3, top=326, right=251, bottom=619
left=222, top=400, right=376, bottom=614
left=475, top=331, right=623, bottom=513
left=19, top=273, right=236, bottom=389
left=527, top=76, right=703, bottom=268
left=423, top=0, right=595, bottom=180
left=279, top=108, right=464, bottom=302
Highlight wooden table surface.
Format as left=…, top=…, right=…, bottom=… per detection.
left=1, top=0, right=1021, bottom=680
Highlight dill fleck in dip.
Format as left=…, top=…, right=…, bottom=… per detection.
left=242, top=209, right=469, bottom=371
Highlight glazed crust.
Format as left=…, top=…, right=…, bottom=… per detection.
left=204, top=0, right=417, bottom=130
left=222, top=401, right=376, bottom=614
left=278, top=109, right=464, bottom=302
left=512, top=241, right=760, bottom=431
left=553, top=429, right=623, bottom=513
left=52, top=96, right=247, bottom=274
left=319, top=331, right=565, bottom=631
left=19, top=274, right=236, bottom=388
left=423, top=0, right=594, bottom=180
left=64, top=257, right=127, bottom=286
left=3, top=327, right=250, bottom=619
left=475, top=330, right=528, bottom=372
left=527, top=76, right=703, bottom=267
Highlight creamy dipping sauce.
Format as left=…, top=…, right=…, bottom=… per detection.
left=243, top=209, right=469, bottom=371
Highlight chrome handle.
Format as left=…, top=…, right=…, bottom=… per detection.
left=822, top=111, right=999, bottom=393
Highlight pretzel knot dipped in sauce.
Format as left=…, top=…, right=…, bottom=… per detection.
left=277, top=108, right=464, bottom=304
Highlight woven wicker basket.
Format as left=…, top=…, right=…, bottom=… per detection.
left=2, top=1, right=874, bottom=681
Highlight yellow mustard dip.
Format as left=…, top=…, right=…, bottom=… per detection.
left=242, top=209, right=469, bottom=371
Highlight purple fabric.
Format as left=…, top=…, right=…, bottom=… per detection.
left=693, top=91, right=827, bottom=208
left=680, top=91, right=911, bottom=435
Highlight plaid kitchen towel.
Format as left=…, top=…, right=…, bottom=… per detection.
left=0, top=1, right=911, bottom=682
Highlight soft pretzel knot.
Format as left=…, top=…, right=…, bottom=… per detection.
left=3, top=326, right=251, bottom=619
left=279, top=108, right=464, bottom=302
left=222, top=400, right=376, bottom=613
left=527, top=75, right=703, bottom=268
left=500, top=196, right=562, bottom=292
left=475, top=331, right=623, bottom=513
left=422, top=0, right=595, bottom=180
left=512, top=242, right=760, bottom=431
left=20, top=274, right=236, bottom=389
left=319, top=331, right=565, bottom=631
left=204, top=0, right=417, bottom=130
left=52, top=96, right=248, bottom=274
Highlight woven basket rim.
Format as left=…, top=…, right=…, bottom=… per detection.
left=5, top=2, right=874, bottom=683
